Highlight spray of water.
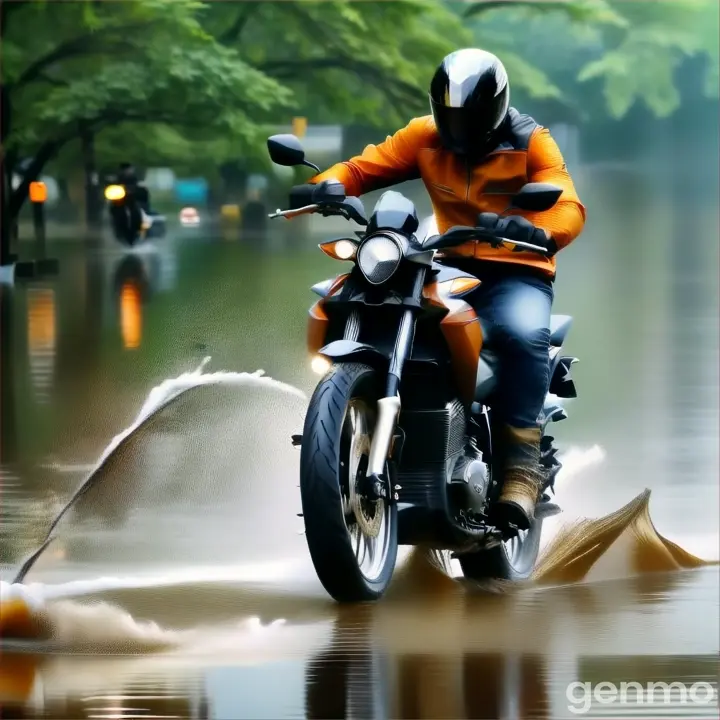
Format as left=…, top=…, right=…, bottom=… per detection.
left=2, top=362, right=714, bottom=654
left=12, top=357, right=306, bottom=583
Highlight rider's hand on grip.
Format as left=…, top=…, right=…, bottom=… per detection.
left=477, top=212, right=556, bottom=254
left=289, top=180, right=346, bottom=210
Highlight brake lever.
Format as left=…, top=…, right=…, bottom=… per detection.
left=317, top=201, right=368, bottom=226
left=474, top=227, right=549, bottom=255
left=268, top=203, right=319, bottom=219
left=501, top=237, right=549, bottom=255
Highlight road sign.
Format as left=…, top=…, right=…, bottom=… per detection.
left=174, top=178, right=208, bottom=205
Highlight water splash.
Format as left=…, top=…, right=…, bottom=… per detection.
left=12, top=358, right=306, bottom=583
left=0, top=567, right=303, bottom=653
left=533, top=489, right=717, bottom=585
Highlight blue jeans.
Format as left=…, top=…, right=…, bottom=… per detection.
left=468, top=271, right=554, bottom=428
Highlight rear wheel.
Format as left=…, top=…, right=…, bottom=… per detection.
left=459, top=422, right=551, bottom=582
left=300, top=363, right=398, bottom=602
left=459, top=519, right=543, bottom=581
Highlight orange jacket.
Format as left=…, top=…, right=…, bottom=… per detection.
left=312, top=109, right=586, bottom=277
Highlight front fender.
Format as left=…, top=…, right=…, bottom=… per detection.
left=319, top=340, right=388, bottom=369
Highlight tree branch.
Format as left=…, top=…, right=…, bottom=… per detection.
left=6, top=103, right=197, bottom=220
left=465, top=0, right=606, bottom=21
left=220, top=3, right=260, bottom=45
left=9, top=133, right=71, bottom=218
left=260, top=58, right=423, bottom=107
left=13, top=22, right=157, bottom=90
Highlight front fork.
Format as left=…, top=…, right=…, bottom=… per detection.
left=359, top=268, right=426, bottom=500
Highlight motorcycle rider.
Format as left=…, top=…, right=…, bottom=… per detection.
left=291, top=49, right=586, bottom=530
left=117, top=163, right=151, bottom=213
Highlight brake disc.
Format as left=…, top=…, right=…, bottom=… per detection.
left=353, top=493, right=383, bottom=538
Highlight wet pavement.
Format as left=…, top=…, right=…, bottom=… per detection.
left=1, top=166, right=718, bottom=718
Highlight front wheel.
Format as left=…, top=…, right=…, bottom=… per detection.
left=110, top=203, right=142, bottom=245
left=300, top=363, right=398, bottom=602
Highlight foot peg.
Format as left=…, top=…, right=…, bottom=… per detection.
left=291, top=434, right=302, bottom=447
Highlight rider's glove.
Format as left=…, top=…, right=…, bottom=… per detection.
left=477, top=212, right=557, bottom=255
left=289, top=180, right=346, bottom=210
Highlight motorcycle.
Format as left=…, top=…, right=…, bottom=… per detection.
left=104, top=183, right=166, bottom=245
left=267, top=134, right=578, bottom=603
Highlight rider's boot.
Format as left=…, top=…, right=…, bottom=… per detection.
left=494, top=424, right=544, bottom=531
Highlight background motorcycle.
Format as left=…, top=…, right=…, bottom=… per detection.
left=268, top=135, right=578, bottom=603
left=104, top=183, right=166, bottom=245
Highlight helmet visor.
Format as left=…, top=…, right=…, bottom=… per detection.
left=430, top=95, right=508, bottom=155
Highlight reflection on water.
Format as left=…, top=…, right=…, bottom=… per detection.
left=118, top=277, right=144, bottom=350
left=115, top=255, right=149, bottom=350
left=26, top=288, right=56, bottom=404
left=0, top=653, right=211, bottom=720
left=1, top=575, right=717, bottom=720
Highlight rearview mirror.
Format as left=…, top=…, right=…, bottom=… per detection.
left=267, top=134, right=320, bottom=172
left=510, top=183, right=563, bottom=212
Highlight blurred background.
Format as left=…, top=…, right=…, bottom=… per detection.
left=0, top=1, right=718, bottom=719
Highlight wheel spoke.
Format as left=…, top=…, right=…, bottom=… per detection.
left=353, top=525, right=362, bottom=558
left=365, top=531, right=376, bottom=567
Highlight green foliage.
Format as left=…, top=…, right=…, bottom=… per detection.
left=2, top=0, right=465, bottom=211
left=577, top=0, right=719, bottom=118
left=3, top=0, right=717, bottom=208
left=458, top=0, right=624, bottom=102
left=5, top=0, right=291, bottom=155
left=463, top=0, right=719, bottom=119
left=465, top=0, right=626, bottom=27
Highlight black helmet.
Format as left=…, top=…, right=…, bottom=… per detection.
left=429, top=49, right=510, bottom=157
left=119, top=163, right=138, bottom=185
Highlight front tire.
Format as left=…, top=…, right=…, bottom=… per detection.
left=300, top=363, right=398, bottom=602
left=110, top=203, right=142, bottom=246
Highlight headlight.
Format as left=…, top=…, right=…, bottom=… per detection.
left=311, top=355, right=332, bottom=375
left=357, top=233, right=402, bottom=285
left=104, top=184, right=126, bottom=201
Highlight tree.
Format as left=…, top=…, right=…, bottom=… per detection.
left=1, top=0, right=294, bottom=251
left=577, top=0, right=719, bottom=118
left=2, top=1, right=466, bottom=237
left=462, top=0, right=719, bottom=119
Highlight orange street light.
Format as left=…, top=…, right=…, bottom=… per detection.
left=29, top=182, right=47, bottom=204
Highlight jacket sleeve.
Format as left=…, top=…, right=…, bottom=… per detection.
left=525, top=127, right=586, bottom=250
left=310, top=117, right=426, bottom=196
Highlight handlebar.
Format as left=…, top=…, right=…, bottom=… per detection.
left=270, top=204, right=547, bottom=255
left=269, top=198, right=368, bottom=225
left=425, top=225, right=549, bottom=256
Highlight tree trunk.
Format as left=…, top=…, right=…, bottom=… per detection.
left=80, top=123, right=102, bottom=232
left=1, top=84, right=14, bottom=266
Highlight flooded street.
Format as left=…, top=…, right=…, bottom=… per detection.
left=1, top=165, right=718, bottom=719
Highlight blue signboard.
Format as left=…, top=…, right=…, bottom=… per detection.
left=174, top=178, right=208, bottom=205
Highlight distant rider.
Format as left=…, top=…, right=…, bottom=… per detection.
left=290, top=49, right=586, bottom=530
left=117, top=163, right=152, bottom=214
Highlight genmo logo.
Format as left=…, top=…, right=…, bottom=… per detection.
left=566, top=680, right=718, bottom=715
